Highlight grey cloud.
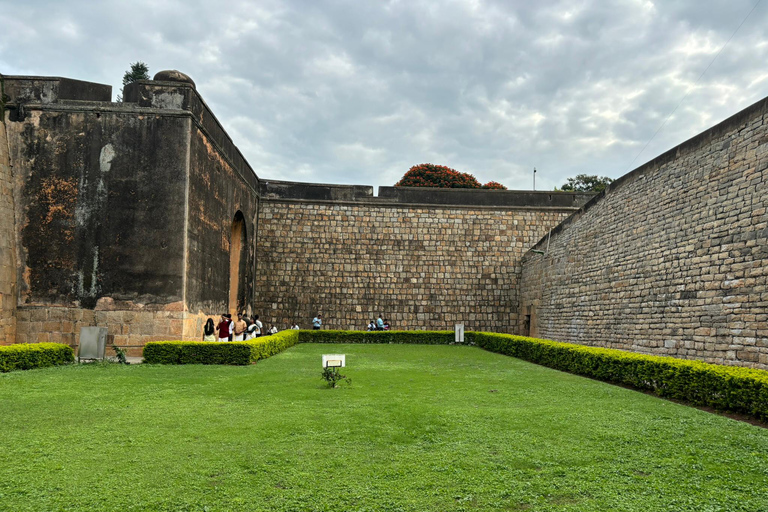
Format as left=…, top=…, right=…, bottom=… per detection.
left=2, top=0, right=767, bottom=191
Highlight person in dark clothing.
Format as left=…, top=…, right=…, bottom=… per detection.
left=203, top=318, right=216, bottom=341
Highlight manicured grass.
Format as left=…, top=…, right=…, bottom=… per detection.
left=1, top=344, right=768, bottom=511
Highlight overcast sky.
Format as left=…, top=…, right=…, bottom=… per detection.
left=2, top=0, right=767, bottom=192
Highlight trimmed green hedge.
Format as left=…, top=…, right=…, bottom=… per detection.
left=142, top=330, right=456, bottom=365
left=473, top=332, right=768, bottom=421
left=143, top=330, right=300, bottom=365
left=299, top=329, right=464, bottom=345
left=142, top=341, right=252, bottom=365
left=246, top=330, right=300, bottom=362
left=0, top=343, right=75, bottom=372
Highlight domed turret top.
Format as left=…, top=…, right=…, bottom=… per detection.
left=152, top=70, right=196, bottom=89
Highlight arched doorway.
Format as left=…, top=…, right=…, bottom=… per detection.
left=229, top=211, right=247, bottom=315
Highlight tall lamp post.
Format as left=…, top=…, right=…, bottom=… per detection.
left=533, top=167, right=537, bottom=191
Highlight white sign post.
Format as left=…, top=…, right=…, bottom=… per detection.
left=322, top=354, right=346, bottom=368
left=454, top=323, right=465, bottom=343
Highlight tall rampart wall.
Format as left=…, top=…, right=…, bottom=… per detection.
left=519, top=96, right=768, bottom=368
left=124, top=80, right=262, bottom=338
left=0, top=74, right=17, bottom=344
left=255, top=182, right=590, bottom=331
left=2, top=75, right=261, bottom=355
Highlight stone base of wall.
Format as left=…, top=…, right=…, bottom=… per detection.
left=183, top=311, right=211, bottom=341
left=12, top=300, right=209, bottom=357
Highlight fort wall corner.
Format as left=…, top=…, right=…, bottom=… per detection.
left=0, top=73, right=18, bottom=345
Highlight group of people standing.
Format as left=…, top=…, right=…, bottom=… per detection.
left=202, top=313, right=281, bottom=342
left=202, top=311, right=391, bottom=339
left=367, top=315, right=390, bottom=331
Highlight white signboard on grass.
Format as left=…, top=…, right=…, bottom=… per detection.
left=322, top=354, right=346, bottom=368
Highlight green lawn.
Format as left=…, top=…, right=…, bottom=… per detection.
left=1, top=344, right=767, bottom=512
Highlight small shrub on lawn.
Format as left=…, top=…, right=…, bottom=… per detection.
left=321, top=366, right=351, bottom=388
left=113, top=346, right=128, bottom=364
left=473, top=332, right=768, bottom=421
left=0, top=343, right=75, bottom=372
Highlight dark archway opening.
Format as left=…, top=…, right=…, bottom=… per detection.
left=229, top=211, right=247, bottom=315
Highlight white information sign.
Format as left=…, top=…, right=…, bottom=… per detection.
left=454, top=323, right=465, bottom=343
left=322, top=354, right=346, bottom=368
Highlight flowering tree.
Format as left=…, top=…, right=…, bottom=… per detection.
left=482, top=181, right=507, bottom=190
left=395, top=164, right=482, bottom=188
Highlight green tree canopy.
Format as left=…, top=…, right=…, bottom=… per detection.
left=117, top=62, right=149, bottom=102
left=559, top=174, right=614, bottom=192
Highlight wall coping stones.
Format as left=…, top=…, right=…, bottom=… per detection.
left=262, top=180, right=594, bottom=209
left=2, top=76, right=112, bottom=103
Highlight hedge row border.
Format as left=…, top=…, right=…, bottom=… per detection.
left=0, top=342, right=75, bottom=373
left=142, top=330, right=300, bottom=365
left=472, top=332, right=768, bottom=422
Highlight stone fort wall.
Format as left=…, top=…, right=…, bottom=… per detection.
left=0, top=75, right=17, bottom=344
left=4, top=70, right=768, bottom=370
left=255, top=183, right=588, bottom=332
left=519, top=95, right=768, bottom=368
left=1, top=75, right=260, bottom=355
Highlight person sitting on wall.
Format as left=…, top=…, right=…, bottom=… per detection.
left=376, top=315, right=385, bottom=331
left=202, top=318, right=216, bottom=342
left=216, top=314, right=231, bottom=342
left=233, top=313, right=247, bottom=341
left=268, top=325, right=278, bottom=335
left=312, top=314, right=322, bottom=330
left=383, top=319, right=390, bottom=331
left=367, top=320, right=376, bottom=331
left=291, top=323, right=300, bottom=330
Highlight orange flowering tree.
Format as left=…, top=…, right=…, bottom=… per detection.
left=482, top=181, right=507, bottom=190
left=395, top=164, right=482, bottom=188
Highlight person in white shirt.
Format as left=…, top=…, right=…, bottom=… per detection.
left=291, top=323, right=300, bottom=330
left=268, top=325, right=278, bottom=335
left=245, top=316, right=258, bottom=340
left=253, top=315, right=263, bottom=337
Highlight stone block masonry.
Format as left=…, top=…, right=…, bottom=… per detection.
left=0, top=82, right=17, bottom=345
left=9, top=69, right=768, bottom=370
left=14, top=303, right=186, bottom=357
left=255, top=196, right=580, bottom=332
left=519, top=96, right=768, bottom=369
left=1, top=73, right=260, bottom=354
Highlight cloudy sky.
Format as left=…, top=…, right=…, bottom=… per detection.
left=2, top=0, right=767, bottom=191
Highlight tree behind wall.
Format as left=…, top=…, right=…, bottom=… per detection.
left=558, top=174, right=614, bottom=193
left=395, top=163, right=482, bottom=188
left=117, top=62, right=149, bottom=102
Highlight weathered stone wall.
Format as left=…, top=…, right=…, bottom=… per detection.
left=14, top=304, right=185, bottom=357
left=255, top=185, right=588, bottom=331
left=0, top=75, right=17, bottom=344
left=2, top=76, right=194, bottom=354
left=1, top=75, right=265, bottom=352
left=519, top=96, right=768, bottom=368
left=124, top=79, right=262, bottom=336
left=5, top=86, right=190, bottom=308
